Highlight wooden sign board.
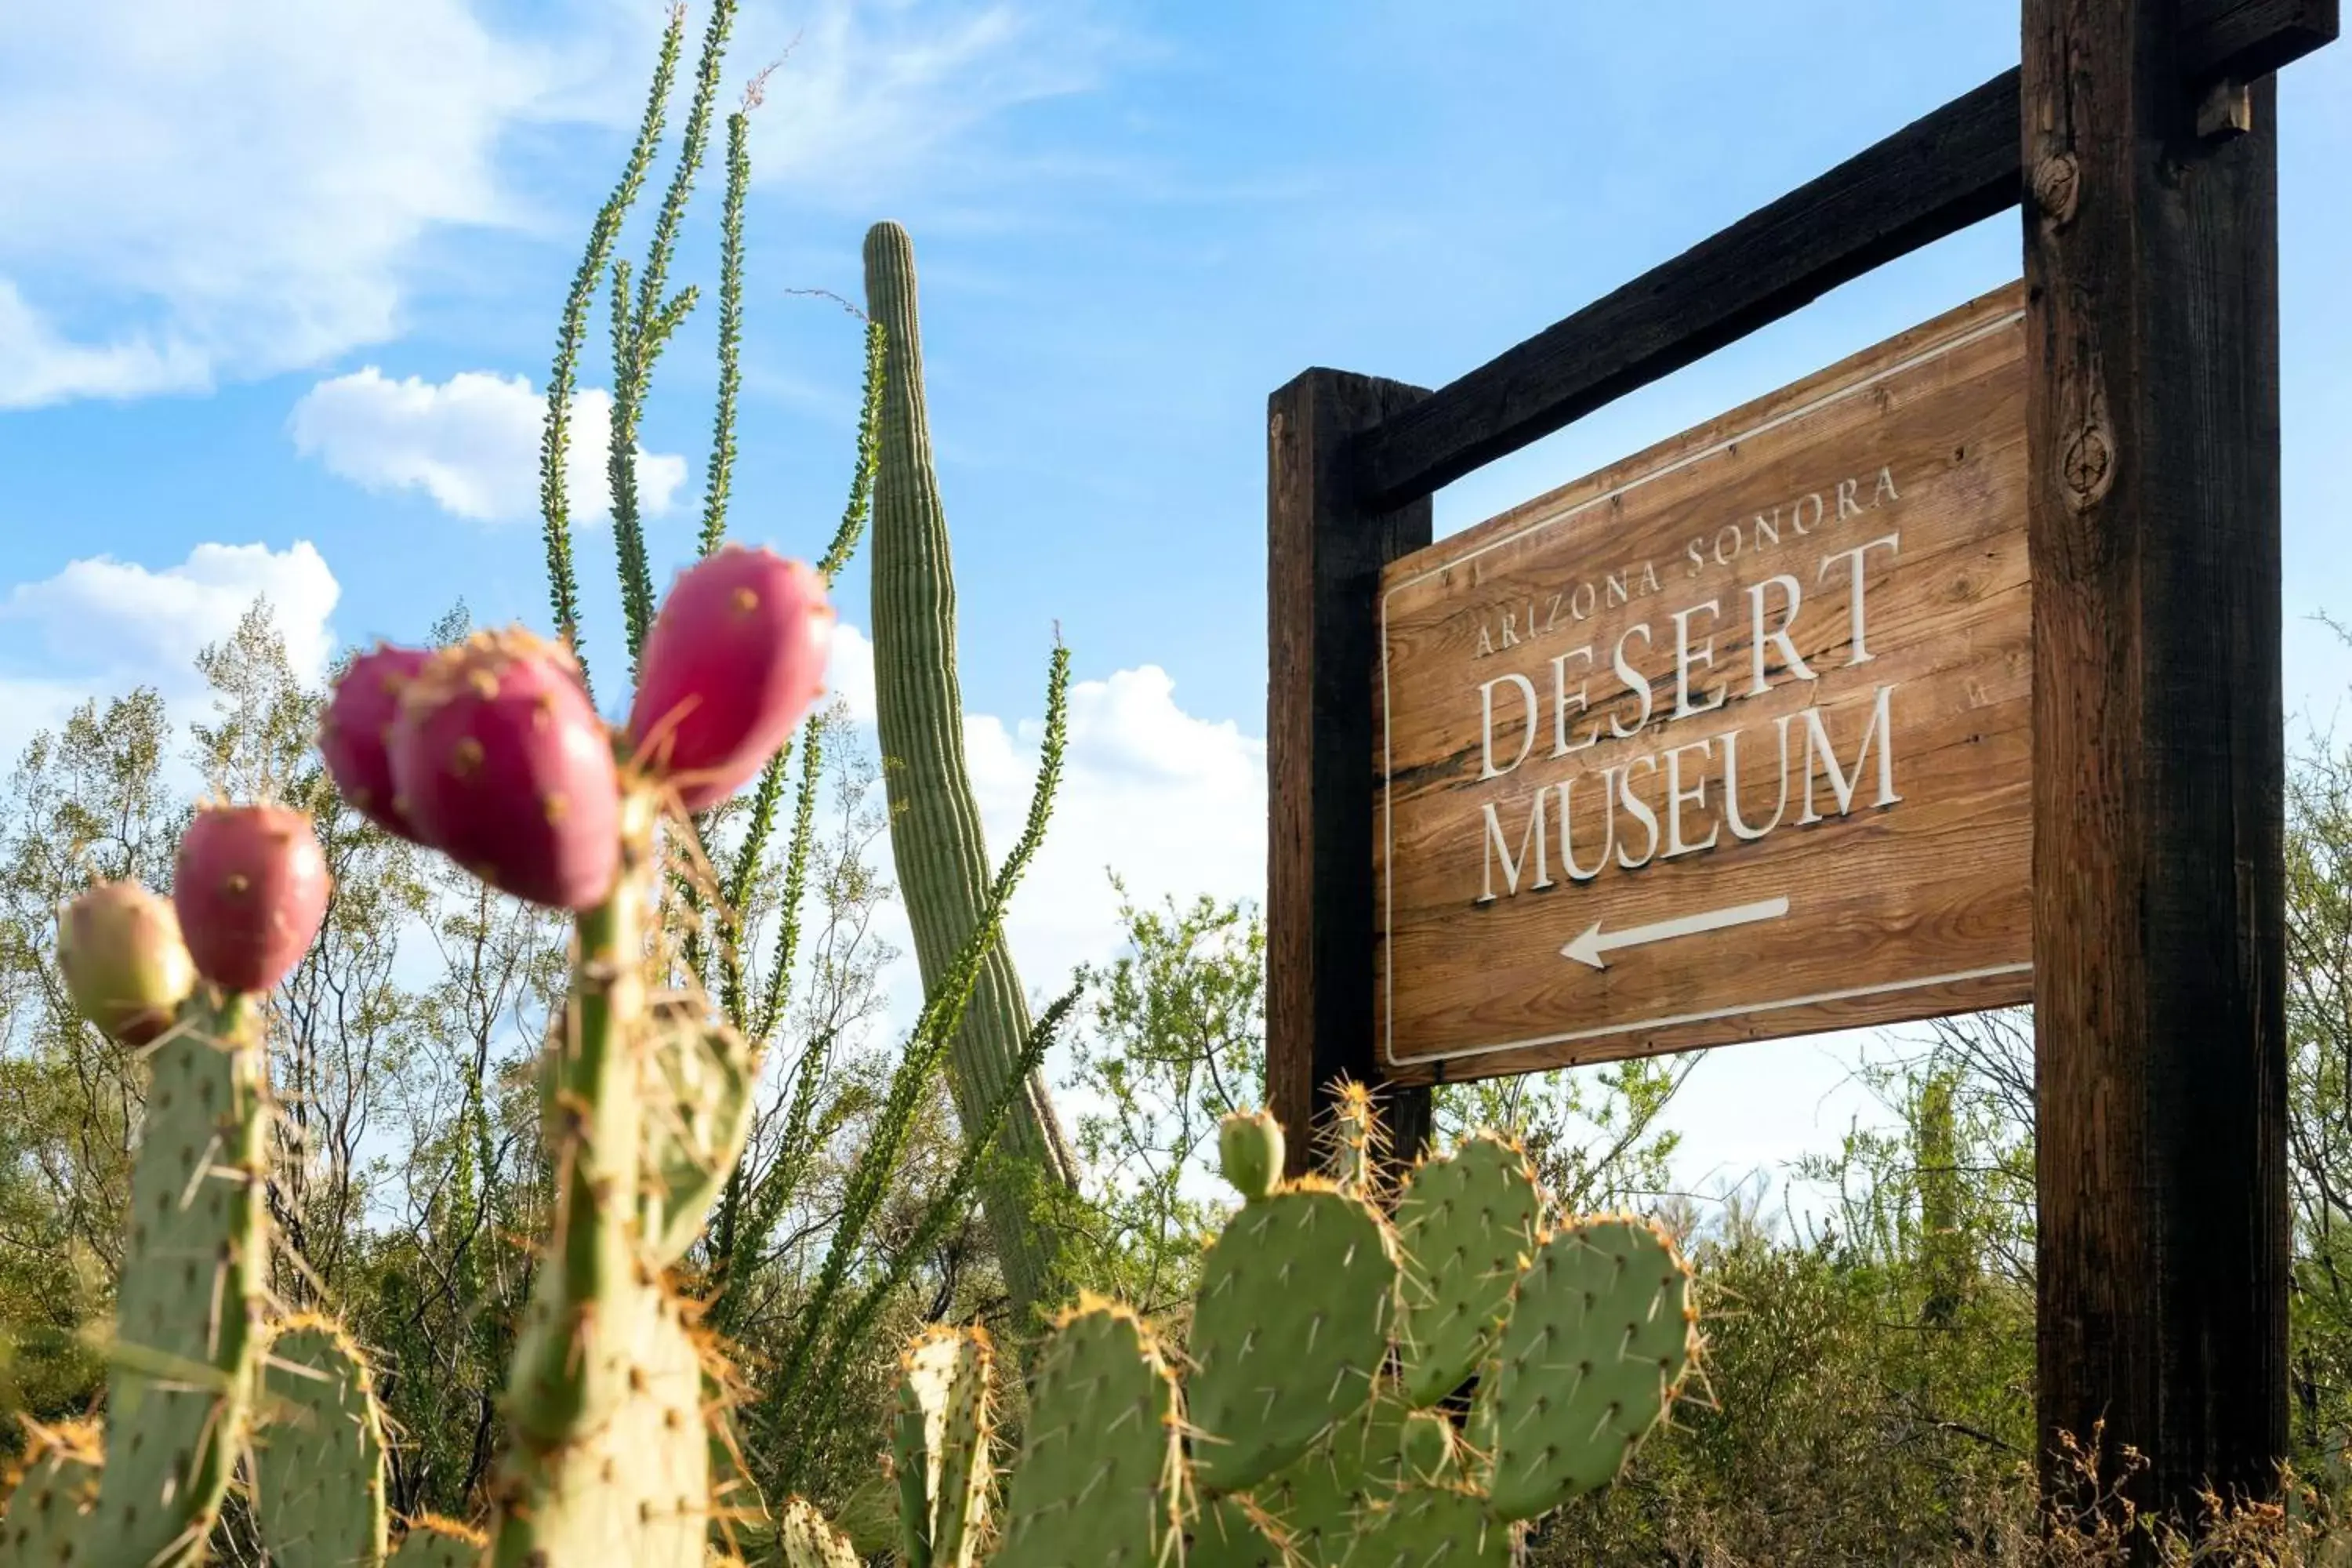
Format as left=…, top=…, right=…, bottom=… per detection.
left=1374, top=284, right=2033, bottom=1081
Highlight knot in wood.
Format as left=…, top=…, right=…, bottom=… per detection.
left=2031, top=153, right=2080, bottom=226
left=2062, top=424, right=2113, bottom=512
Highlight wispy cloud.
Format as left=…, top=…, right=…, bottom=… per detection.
left=289, top=368, right=688, bottom=524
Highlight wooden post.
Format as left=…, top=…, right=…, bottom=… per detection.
left=1267, top=368, right=1436, bottom=1179
left=2023, top=0, right=2289, bottom=1534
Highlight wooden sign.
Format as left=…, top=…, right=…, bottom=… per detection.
left=1374, top=284, right=2032, bottom=1080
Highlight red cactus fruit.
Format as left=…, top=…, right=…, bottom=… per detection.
left=173, top=804, right=333, bottom=994
left=626, top=545, right=836, bottom=813
left=388, top=629, right=622, bottom=910
left=319, top=643, right=435, bottom=843
left=56, top=880, right=198, bottom=1044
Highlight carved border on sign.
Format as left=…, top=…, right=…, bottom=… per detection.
left=1377, top=304, right=2029, bottom=1071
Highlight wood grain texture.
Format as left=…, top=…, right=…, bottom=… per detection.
left=1268, top=369, right=1436, bottom=1179
left=1374, top=287, right=2032, bottom=1083
left=2024, top=0, right=2292, bottom=1530
left=1348, top=0, right=2333, bottom=512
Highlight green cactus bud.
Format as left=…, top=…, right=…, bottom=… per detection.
left=1186, top=1494, right=1296, bottom=1568
left=54, top=879, right=195, bottom=1047
left=253, top=1314, right=390, bottom=1568
left=1396, top=1412, right=1459, bottom=1489
left=390, top=1514, right=487, bottom=1566
left=891, top=1325, right=995, bottom=1568
left=0, top=1417, right=102, bottom=1563
left=1249, top=1381, right=1411, bottom=1568
left=1218, top=1111, right=1284, bottom=1203
left=779, top=1497, right=860, bottom=1568
left=642, top=1000, right=758, bottom=1267
left=994, top=1298, right=1183, bottom=1568
left=488, top=1281, right=712, bottom=1567
left=1189, top=1180, right=1399, bottom=1493
left=1474, top=1214, right=1697, bottom=1519
left=87, top=989, right=270, bottom=1568
left=1393, top=1134, right=1541, bottom=1405
left=1338, top=1486, right=1513, bottom=1568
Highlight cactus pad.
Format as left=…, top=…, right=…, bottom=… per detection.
left=390, top=1514, right=486, bottom=1566
left=88, top=993, right=269, bottom=1567
left=641, top=1002, right=758, bottom=1267
left=0, top=1417, right=102, bottom=1564
left=1396, top=1411, right=1461, bottom=1489
left=994, top=1298, right=1181, bottom=1568
left=1249, top=1381, right=1410, bottom=1568
left=779, top=1497, right=861, bottom=1568
left=891, top=1325, right=995, bottom=1568
left=488, top=1281, right=711, bottom=1566
left=1393, top=1134, right=1541, bottom=1405
left=1475, top=1215, right=1697, bottom=1519
left=1338, top=1486, right=1513, bottom=1568
left=1188, top=1181, right=1399, bottom=1493
left=1218, top=1111, right=1283, bottom=1203
left=1185, top=1494, right=1295, bottom=1568
left=254, top=1314, right=390, bottom=1567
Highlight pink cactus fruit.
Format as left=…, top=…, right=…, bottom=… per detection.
left=626, top=545, right=836, bottom=813
left=319, top=643, right=435, bottom=843
left=388, top=629, right=622, bottom=910
left=56, top=880, right=198, bottom=1045
left=172, top=803, right=333, bottom=994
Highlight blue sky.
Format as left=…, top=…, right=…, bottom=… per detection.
left=2, top=0, right=2347, bottom=1210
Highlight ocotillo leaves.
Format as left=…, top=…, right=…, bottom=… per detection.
left=627, top=544, right=835, bottom=813
left=0, top=1418, right=102, bottom=1565
left=55, top=879, right=194, bottom=1046
left=86, top=990, right=269, bottom=1568
left=1188, top=1181, right=1399, bottom=1493
left=388, top=1515, right=486, bottom=1566
left=994, top=1299, right=1182, bottom=1568
left=253, top=1315, right=390, bottom=1568
left=891, top=1326, right=995, bottom=1568
left=1393, top=1134, right=1541, bottom=1405
left=173, top=801, right=332, bottom=994
left=389, top=628, right=621, bottom=912
left=1339, top=1486, right=1513, bottom=1568
left=1475, top=1215, right=1697, bottom=1519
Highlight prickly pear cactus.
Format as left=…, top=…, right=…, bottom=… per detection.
left=1188, top=1178, right=1399, bottom=1492
left=1475, top=1214, right=1698, bottom=1517
left=642, top=1000, right=760, bottom=1267
left=1339, top=1484, right=1513, bottom=1568
left=1392, top=1134, right=1541, bottom=1405
left=85, top=989, right=272, bottom=1567
left=253, top=1315, right=391, bottom=1568
left=1248, top=1380, right=1414, bottom=1566
left=390, top=1515, right=488, bottom=1566
left=993, top=1298, right=1184, bottom=1568
left=891, top=1325, right=996, bottom=1568
left=1185, top=1494, right=1295, bottom=1568
left=0, top=1417, right=102, bottom=1563
left=779, top=1497, right=861, bottom=1568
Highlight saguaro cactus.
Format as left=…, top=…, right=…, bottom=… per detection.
left=862, top=219, right=1079, bottom=1319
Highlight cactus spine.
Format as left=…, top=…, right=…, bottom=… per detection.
left=862, top=218, right=1079, bottom=1320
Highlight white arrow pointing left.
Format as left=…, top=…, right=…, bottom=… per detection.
left=1561, top=896, right=1792, bottom=970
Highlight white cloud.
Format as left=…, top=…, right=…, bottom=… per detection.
left=827, top=622, right=880, bottom=725
left=289, top=368, right=688, bottom=524
left=0, top=0, right=575, bottom=409
left=737, top=1, right=1120, bottom=201
left=4, top=541, right=342, bottom=687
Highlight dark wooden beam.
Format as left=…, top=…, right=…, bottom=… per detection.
left=2024, top=0, right=2289, bottom=1542
left=1351, top=0, right=2335, bottom=511
left=1267, top=369, right=1435, bottom=1181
